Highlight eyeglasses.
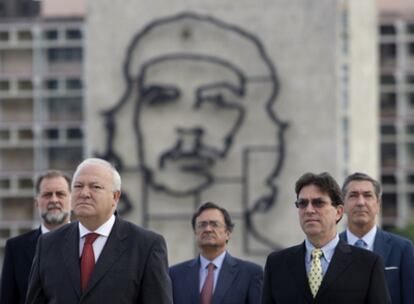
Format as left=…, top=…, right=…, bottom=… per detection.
left=196, top=220, right=225, bottom=230
left=294, top=198, right=329, bottom=209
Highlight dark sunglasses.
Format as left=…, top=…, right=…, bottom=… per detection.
left=294, top=198, right=329, bottom=209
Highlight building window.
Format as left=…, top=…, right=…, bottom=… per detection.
left=381, top=142, right=397, bottom=167
left=382, top=193, right=397, bottom=218
left=0, top=80, right=9, bottom=91
left=380, top=92, right=397, bottom=118
left=380, top=74, right=395, bottom=85
left=67, top=128, right=82, bottom=139
left=66, top=29, right=82, bottom=40
left=44, top=30, right=58, bottom=40
left=0, top=31, right=9, bottom=41
left=44, top=79, right=59, bottom=90
left=18, top=79, right=33, bottom=90
left=380, top=24, right=396, bottom=35
left=381, top=124, right=396, bottom=135
left=47, top=97, right=83, bottom=121
left=407, top=143, right=414, bottom=166
left=381, top=173, right=396, bottom=185
left=407, top=23, right=414, bottom=34
left=44, top=128, right=59, bottom=140
left=380, top=43, right=397, bottom=65
left=47, top=48, right=82, bottom=63
left=48, top=147, right=83, bottom=170
left=17, top=30, right=32, bottom=41
left=66, top=78, right=82, bottom=90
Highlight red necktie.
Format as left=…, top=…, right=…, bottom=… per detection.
left=80, top=233, right=99, bottom=292
left=200, top=263, right=215, bottom=304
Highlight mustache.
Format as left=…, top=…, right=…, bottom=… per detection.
left=159, top=146, right=219, bottom=169
left=47, top=202, right=63, bottom=211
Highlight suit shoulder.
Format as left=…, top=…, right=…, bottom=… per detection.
left=381, top=229, right=414, bottom=247
left=170, top=259, right=194, bottom=270
left=346, top=243, right=383, bottom=262
left=169, top=259, right=195, bottom=276
left=266, top=244, right=302, bottom=262
left=230, top=256, right=263, bottom=272
left=5, top=229, right=39, bottom=246
left=116, top=218, right=166, bottom=247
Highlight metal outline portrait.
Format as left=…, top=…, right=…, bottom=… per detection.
left=98, top=11, right=288, bottom=253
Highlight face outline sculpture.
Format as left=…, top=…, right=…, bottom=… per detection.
left=100, top=12, right=287, bottom=250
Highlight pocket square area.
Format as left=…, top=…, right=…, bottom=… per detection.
left=385, top=266, right=398, bottom=270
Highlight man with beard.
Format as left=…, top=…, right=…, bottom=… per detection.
left=169, top=202, right=263, bottom=304
left=0, top=170, right=71, bottom=304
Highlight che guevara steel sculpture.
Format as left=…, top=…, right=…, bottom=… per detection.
left=98, top=11, right=288, bottom=253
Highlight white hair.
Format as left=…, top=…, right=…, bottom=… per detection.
left=72, top=158, right=121, bottom=191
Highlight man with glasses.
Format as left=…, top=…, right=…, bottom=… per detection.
left=262, top=172, right=390, bottom=304
left=340, top=172, right=414, bottom=304
left=169, top=202, right=263, bottom=304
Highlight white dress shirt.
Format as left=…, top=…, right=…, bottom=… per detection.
left=78, top=214, right=115, bottom=262
left=199, top=251, right=226, bottom=293
left=346, top=226, right=377, bottom=251
left=305, top=234, right=339, bottom=276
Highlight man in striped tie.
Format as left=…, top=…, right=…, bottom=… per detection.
left=169, top=202, right=263, bottom=304
left=262, top=172, right=391, bottom=304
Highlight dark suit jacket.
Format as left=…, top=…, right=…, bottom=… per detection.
left=340, top=229, right=414, bottom=304
left=25, top=217, right=172, bottom=304
left=262, top=240, right=391, bottom=304
left=0, top=228, right=40, bottom=304
left=169, top=252, right=263, bottom=304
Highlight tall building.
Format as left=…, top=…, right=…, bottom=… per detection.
left=0, top=1, right=85, bottom=261
left=378, top=0, right=414, bottom=228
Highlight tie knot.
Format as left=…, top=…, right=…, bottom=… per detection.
left=84, top=233, right=99, bottom=244
left=207, top=263, right=216, bottom=271
left=311, top=248, right=323, bottom=259
left=354, top=239, right=367, bottom=248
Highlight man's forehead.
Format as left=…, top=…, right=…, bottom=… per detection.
left=197, top=208, right=224, bottom=221
left=298, top=184, right=329, bottom=197
left=142, top=58, right=243, bottom=87
left=347, top=180, right=375, bottom=192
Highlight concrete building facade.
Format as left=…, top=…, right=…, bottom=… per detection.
left=86, top=0, right=378, bottom=264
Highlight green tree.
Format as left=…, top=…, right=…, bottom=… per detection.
left=390, top=222, right=414, bottom=243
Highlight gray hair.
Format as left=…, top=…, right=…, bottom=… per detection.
left=342, top=172, right=382, bottom=200
left=72, top=158, right=121, bottom=191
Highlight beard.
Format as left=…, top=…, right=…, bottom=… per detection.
left=40, top=203, right=69, bottom=226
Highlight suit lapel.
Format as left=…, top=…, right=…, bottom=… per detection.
left=287, top=243, right=313, bottom=303
left=23, top=228, right=41, bottom=262
left=213, top=253, right=239, bottom=304
left=373, top=229, right=391, bottom=265
left=61, top=223, right=81, bottom=298
left=82, top=217, right=129, bottom=296
left=185, top=258, right=201, bottom=303
left=317, top=240, right=352, bottom=298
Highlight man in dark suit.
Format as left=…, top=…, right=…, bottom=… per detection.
left=26, top=158, right=172, bottom=303
left=341, top=172, right=414, bottom=304
left=169, top=202, right=263, bottom=304
left=0, top=170, right=72, bottom=304
left=262, top=172, right=391, bottom=304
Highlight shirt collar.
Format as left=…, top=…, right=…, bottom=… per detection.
left=199, top=250, right=227, bottom=270
left=346, top=226, right=377, bottom=250
left=40, top=224, right=50, bottom=234
left=79, top=214, right=115, bottom=238
left=305, top=234, right=339, bottom=263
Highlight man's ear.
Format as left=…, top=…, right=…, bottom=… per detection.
left=113, top=191, right=121, bottom=204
